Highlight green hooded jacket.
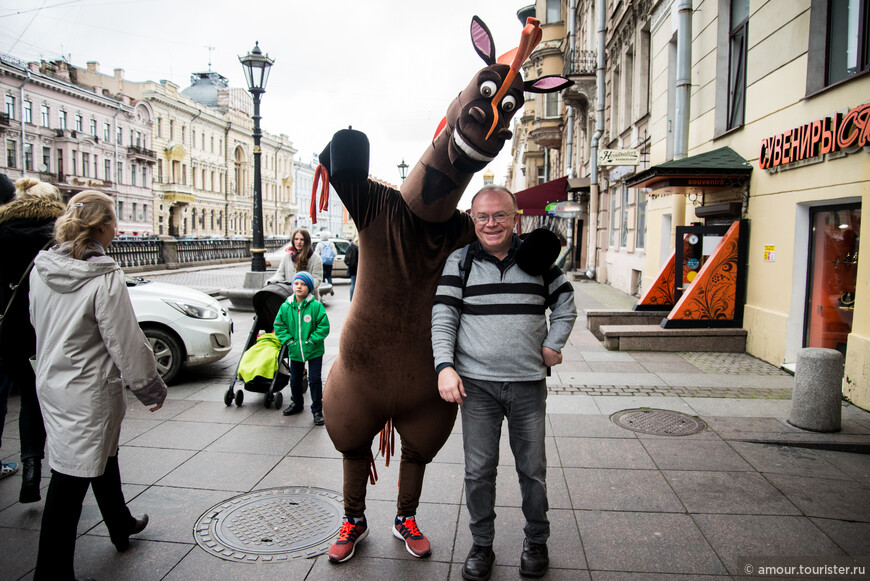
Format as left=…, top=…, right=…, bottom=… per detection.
left=273, top=294, right=330, bottom=362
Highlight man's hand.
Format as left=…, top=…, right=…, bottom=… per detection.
left=437, top=366, right=466, bottom=405
left=542, top=346, right=562, bottom=367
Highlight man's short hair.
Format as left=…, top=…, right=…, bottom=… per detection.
left=470, top=185, right=518, bottom=211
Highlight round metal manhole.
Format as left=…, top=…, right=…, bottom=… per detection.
left=611, top=409, right=707, bottom=436
left=193, top=486, right=343, bottom=562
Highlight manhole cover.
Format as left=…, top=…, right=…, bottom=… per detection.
left=611, top=409, right=707, bottom=436
left=193, top=486, right=343, bottom=562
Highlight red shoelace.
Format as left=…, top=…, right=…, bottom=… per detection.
left=400, top=517, right=423, bottom=538
left=337, top=520, right=361, bottom=543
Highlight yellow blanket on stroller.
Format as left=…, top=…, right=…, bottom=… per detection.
left=237, top=333, right=282, bottom=383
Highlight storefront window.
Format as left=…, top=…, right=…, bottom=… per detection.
left=805, top=204, right=861, bottom=355
left=636, top=192, right=648, bottom=249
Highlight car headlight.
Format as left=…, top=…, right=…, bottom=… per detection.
left=164, top=300, right=219, bottom=319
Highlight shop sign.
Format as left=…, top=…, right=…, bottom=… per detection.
left=759, top=102, right=870, bottom=170
left=71, top=177, right=105, bottom=187
left=764, top=244, right=775, bottom=262
left=599, top=149, right=640, bottom=166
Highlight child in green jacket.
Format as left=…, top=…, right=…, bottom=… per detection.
left=274, top=272, right=330, bottom=425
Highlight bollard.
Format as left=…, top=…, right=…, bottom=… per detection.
left=788, top=347, right=844, bottom=432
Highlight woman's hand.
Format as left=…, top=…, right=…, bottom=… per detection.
left=149, top=402, right=163, bottom=412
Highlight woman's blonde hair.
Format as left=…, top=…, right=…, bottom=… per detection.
left=54, top=190, right=116, bottom=260
left=14, top=177, right=60, bottom=202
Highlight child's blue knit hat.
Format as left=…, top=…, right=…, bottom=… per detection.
left=293, top=272, right=315, bottom=293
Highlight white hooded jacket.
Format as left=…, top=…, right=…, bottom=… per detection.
left=29, top=245, right=167, bottom=477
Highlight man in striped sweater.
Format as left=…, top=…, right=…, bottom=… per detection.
left=431, top=186, right=577, bottom=580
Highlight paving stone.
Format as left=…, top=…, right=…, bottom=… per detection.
left=763, top=473, right=870, bottom=521
left=556, top=438, right=657, bottom=469
left=125, top=420, right=234, bottom=450
left=663, top=471, right=800, bottom=515
left=565, top=468, right=684, bottom=512
left=810, top=518, right=870, bottom=556
left=156, top=451, right=281, bottom=492
left=641, top=439, right=754, bottom=471
left=73, top=536, right=194, bottom=581
left=205, top=424, right=309, bottom=456
left=729, top=442, right=853, bottom=479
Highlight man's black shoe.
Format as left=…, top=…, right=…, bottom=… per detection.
left=462, top=544, right=494, bottom=581
left=282, top=402, right=303, bottom=416
left=313, top=411, right=324, bottom=426
left=19, top=458, right=41, bottom=503
left=519, top=539, right=548, bottom=577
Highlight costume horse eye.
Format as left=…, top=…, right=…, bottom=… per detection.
left=479, top=80, right=497, bottom=98
left=501, top=95, right=517, bottom=112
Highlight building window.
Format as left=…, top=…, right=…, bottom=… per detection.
left=6, top=140, right=16, bottom=168
left=620, top=185, right=629, bottom=248
left=131, top=163, right=137, bottom=186
left=546, top=0, right=561, bottom=23
left=143, top=204, right=148, bottom=222
left=201, top=133, right=205, bottom=150
left=728, top=0, right=749, bottom=130
left=89, top=118, right=97, bottom=136
left=40, top=105, right=50, bottom=127
left=135, top=131, right=141, bottom=147
left=169, top=119, right=174, bottom=140
left=116, top=126, right=122, bottom=144
left=82, top=152, right=89, bottom=177
left=75, top=114, right=83, bottom=132
left=105, top=159, right=111, bottom=181
left=23, top=100, right=32, bottom=124
left=117, top=200, right=124, bottom=222
left=132, top=202, right=137, bottom=222
left=104, top=122, right=111, bottom=141
left=117, top=161, right=123, bottom=184
left=5, top=95, right=14, bottom=120
left=828, top=0, right=870, bottom=84
left=24, top=143, right=33, bottom=171
left=210, top=136, right=214, bottom=152
left=72, top=150, right=77, bottom=175
left=57, top=149, right=63, bottom=175
left=610, top=66, right=620, bottom=136
left=142, top=166, right=147, bottom=186
left=609, top=188, right=619, bottom=247
left=157, top=117, right=162, bottom=138
left=192, top=129, right=196, bottom=148
left=42, top=147, right=50, bottom=172
left=636, top=191, right=647, bottom=249
left=543, top=92, right=560, bottom=118
left=58, top=110, right=66, bottom=130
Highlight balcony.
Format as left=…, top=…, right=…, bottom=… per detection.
left=562, top=49, right=597, bottom=107
left=156, top=183, right=195, bottom=205
left=0, top=113, right=10, bottom=127
left=128, top=144, right=157, bottom=162
left=529, top=118, right=564, bottom=149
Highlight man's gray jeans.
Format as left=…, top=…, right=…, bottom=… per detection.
left=460, top=376, right=549, bottom=547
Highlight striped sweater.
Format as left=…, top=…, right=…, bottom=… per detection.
left=431, top=239, right=577, bottom=382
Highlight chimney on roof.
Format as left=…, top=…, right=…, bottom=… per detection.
left=114, top=68, right=124, bottom=80
left=87, top=61, right=99, bottom=73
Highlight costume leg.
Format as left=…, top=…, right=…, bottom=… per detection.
left=460, top=377, right=505, bottom=547
left=34, top=470, right=90, bottom=581
left=505, top=379, right=549, bottom=544
left=92, top=453, right=135, bottom=546
left=9, top=357, right=45, bottom=461
left=342, top=445, right=373, bottom=518
left=289, top=360, right=306, bottom=407
left=307, top=357, right=323, bottom=414
left=392, top=396, right=458, bottom=516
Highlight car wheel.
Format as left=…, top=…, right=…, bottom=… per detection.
left=144, top=328, right=182, bottom=384
left=235, top=390, right=244, bottom=407
left=274, top=392, right=283, bottom=409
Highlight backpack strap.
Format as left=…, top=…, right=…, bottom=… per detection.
left=458, top=243, right=474, bottom=295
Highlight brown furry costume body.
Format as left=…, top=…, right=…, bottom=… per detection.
left=320, top=16, right=572, bottom=520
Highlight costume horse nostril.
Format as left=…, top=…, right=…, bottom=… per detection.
left=469, top=106, right=486, bottom=123
left=497, top=128, right=513, bottom=140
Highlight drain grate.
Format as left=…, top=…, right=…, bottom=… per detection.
left=612, top=409, right=707, bottom=436
left=194, top=486, right=343, bottom=562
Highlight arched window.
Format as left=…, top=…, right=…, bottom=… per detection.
left=234, top=146, right=246, bottom=196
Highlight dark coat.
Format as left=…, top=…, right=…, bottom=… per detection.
left=0, top=195, right=66, bottom=358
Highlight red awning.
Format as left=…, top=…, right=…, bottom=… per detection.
left=515, top=176, right=568, bottom=216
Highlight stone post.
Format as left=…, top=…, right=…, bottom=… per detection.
left=788, top=347, right=844, bottom=432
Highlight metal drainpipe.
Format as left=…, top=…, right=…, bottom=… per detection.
left=19, top=72, right=30, bottom=175
left=565, top=0, right=576, bottom=180
left=224, top=123, right=231, bottom=237
left=674, top=0, right=692, bottom=160
left=587, top=0, right=606, bottom=278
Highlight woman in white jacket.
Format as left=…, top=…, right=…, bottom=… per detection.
left=267, top=228, right=323, bottom=296
left=29, top=190, right=167, bottom=581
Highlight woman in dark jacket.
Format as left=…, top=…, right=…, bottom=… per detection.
left=0, top=177, right=65, bottom=503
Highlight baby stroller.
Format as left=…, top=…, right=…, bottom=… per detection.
left=224, top=283, right=292, bottom=409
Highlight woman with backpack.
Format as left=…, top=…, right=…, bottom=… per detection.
left=344, top=237, right=359, bottom=301
left=314, top=230, right=337, bottom=285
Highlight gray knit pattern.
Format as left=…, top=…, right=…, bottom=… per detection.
left=431, top=246, right=577, bottom=382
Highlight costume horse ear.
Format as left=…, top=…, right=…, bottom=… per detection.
left=470, top=15, right=497, bottom=66
left=524, top=75, right=574, bottom=93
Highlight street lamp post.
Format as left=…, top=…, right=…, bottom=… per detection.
left=239, top=42, right=274, bottom=272
left=397, top=159, right=409, bottom=182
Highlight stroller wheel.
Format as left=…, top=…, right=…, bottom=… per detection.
left=235, top=390, right=244, bottom=407
left=224, top=390, right=233, bottom=406
left=264, top=392, right=273, bottom=409
left=274, top=392, right=283, bottom=409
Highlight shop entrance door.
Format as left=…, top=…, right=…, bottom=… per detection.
left=805, top=204, right=861, bottom=356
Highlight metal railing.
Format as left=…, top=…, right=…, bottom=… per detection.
left=563, top=50, right=596, bottom=77
left=108, top=239, right=163, bottom=268
left=106, top=236, right=289, bottom=270
left=176, top=239, right=252, bottom=263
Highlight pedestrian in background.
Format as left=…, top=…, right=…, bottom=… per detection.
left=274, top=271, right=330, bottom=425
left=431, top=186, right=577, bottom=580
left=0, top=177, right=65, bottom=501
left=268, top=228, right=324, bottom=298
left=0, top=173, right=19, bottom=481
left=345, top=236, right=359, bottom=301
left=314, top=230, right=337, bottom=285
left=29, top=190, right=167, bottom=581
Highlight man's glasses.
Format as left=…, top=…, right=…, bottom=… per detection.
left=474, top=212, right=516, bottom=224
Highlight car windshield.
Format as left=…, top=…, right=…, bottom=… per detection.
left=333, top=240, right=350, bottom=254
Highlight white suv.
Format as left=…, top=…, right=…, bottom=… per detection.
left=126, top=277, right=233, bottom=383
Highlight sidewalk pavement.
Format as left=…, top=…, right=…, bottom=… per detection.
left=2, top=272, right=869, bottom=580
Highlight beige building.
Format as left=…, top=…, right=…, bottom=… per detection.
left=638, top=0, right=868, bottom=405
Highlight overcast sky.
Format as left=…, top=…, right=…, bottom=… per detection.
left=2, top=0, right=533, bottom=210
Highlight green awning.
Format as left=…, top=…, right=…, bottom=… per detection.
left=625, top=147, right=752, bottom=191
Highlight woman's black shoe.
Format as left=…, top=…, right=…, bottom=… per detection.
left=114, top=514, right=149, bottom=552
left=282, top=402, right=303, bottom=416
left=19, top=458, right=41, bottom=503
